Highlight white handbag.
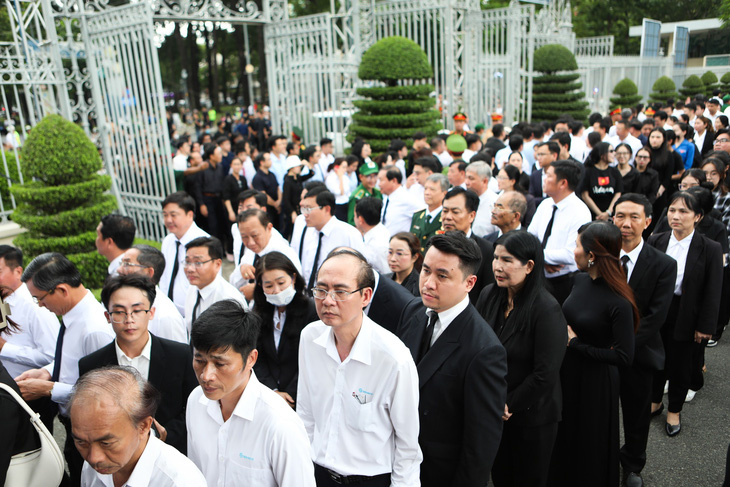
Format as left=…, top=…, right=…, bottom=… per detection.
left=0, top=383, right=65, bottom=487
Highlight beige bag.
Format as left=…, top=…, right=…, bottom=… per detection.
left=0, top=383, right=65, bottom=487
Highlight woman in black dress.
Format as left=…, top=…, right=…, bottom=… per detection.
left=579, top=142, right=624, bottom=221
left=549, top=221, right=638, bottom=487
left=476, top=231, right=566, bottom=487
left=223, top=156, right=248, bottom=223
left=387, top=232, right=422, bottom=297
left=633, top=147, right=660, bottom=204
left=615, top=142, right=639, bottom=193
left=252, top=251, right=317, bottom=409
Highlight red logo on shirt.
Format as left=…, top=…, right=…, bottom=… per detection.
left=598, top=177, right=610, bottom=186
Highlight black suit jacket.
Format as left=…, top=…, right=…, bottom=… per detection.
left=484, top=231, right=499, bottom=244
left=648, top=231, right=723, bottom=340
left=78, top=334, right=197, bottom=453
left=627, top=243, right=677, bottom=370
left=469, top=233, right=494, bottom=304
left=368, top=271, right=421, bottom=333
left=699, top=131, right=715, bottom=157
left=397, top=300, right=507, bottom=487
left=529, top=168, right=545, bottom=205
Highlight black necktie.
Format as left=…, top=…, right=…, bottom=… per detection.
left=168, top=240, right=181, bottom=299
left=382, top=198, right=390, bottom=224
left=307, top=232, right=324, bottom=292
left=298, top=226, right=307, bottom=261
left=541, top=205, right=558, bottom=249
left=51, top=320, right=66, bottom=382
left=621, top=255, right=630, bottom=279
left=239, top=243, right=246, bottom=264
left=249, top=254, right=261, bottom=284
left=418, top=312, right=438, bottom=363
left=192, top=291, right=202, bottom=324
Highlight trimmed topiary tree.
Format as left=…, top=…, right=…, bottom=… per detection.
left=701, top=71, right=719, bottom=97
left=531, top=44, right=589, bottom=123
left=10, top=114, right=116, bottom=288
left=721, top=72, right=730, bottom=94
left=610, top=78, right=642, bottom=110
left=680, top=75, right=705, bottom=99
left=349, top=36, right=441, bottom=153
left=649, top=76, right=679, bottom=104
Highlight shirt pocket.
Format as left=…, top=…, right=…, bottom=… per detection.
left=226, top=457, right=272, bottom=485
left=345, top=397, right=376, bottom=433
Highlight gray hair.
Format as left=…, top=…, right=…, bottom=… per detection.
left=426, top=173, right=449, bottom=192
left=465, top=160, right=492, bottom=180
left=503, top=190, right=527, bottom=218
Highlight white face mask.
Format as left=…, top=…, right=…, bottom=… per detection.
left=264, top=284, right=296, bottom=307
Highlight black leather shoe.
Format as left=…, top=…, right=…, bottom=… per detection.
left=650, top=403, right=664, bottom=417
left=665, top=420, right=681, bottom=437
left=625, top=471, right=644, bottom=487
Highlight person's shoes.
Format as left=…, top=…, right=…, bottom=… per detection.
left=663, top=380, right=669, bottom=394
left=650, top=403, right=664, bottom=417
left=665, top=420, right=681, bottom=437
left=685, top=389, right=696, bottom=402
left=707, top=339, right=718, bottom=348
left=624, top=471, right=644, bottom=487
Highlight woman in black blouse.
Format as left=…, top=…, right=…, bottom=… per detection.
left=615, top=142, right=639, bottom=193
left=223, top=156, right=248, bottom=223
left=387, top=232, right=422, bottom=297
left=476, top=230, right=566, bottom=487
left=633, top=147, right=661, bottom=204
left=549, top=221, right=638, bottom=487
left=579, top=142, right=623, bottom=220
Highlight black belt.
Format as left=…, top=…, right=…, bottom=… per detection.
left=315, top=464, right=390, bottom=485
left=202, top=192, right=220, bottom=197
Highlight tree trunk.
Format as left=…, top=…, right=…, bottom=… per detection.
left=234, top=25, right=250, bottom=106
left=218, top=30, right=228, bottom=105
left=255, top=25, right=267, bottom=103
left=188, top=24, right=201, bottom=109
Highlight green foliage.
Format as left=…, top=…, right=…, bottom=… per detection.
left=358, top=37, right=433, bottom=83
left=680, top=75, right=705, bottom=98
left=356, top=84, right=434, bottom=99
left=352, top=99, right=434, bottom=114
left=14, top=231, right=97, bottom=255
left=0, top=151, right=21, bottom=210
left=10, top=175, right=112, bottom=212
left=610, top=78, right=642, bottom=109
left=649, top=76, right=679, bottom=103
left=347, top=122, right=442, bottom=140
left=67, top=251, right=108, bottom=290
left=721, top=72, right=730, bottom=93
left=533, top=44, right=578, bottom=74
left=13, top=194, right=117, bottom=237
left=701, top=71, right=719, bottom=96
left=351, top=110, right=442, bottom=128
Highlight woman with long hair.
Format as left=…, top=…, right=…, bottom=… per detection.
left=506, top=151, right=531, bottom=190
left=694, top=115, right=715, bottom=157
left=476, top=231, right=566, bottom=487
left=498, top=164, right=537, bottom=227
left=633, top=147, right=661, bottom=204
left=615, top=142, right=639, bottom=193
left=549, top=221, right=637, bottom=487
left=252, top=251, right=318, bottom=408
left=579, top=142, right=623, bottom=221
left=387, top=232, right=423, bottom=297
left=702, top=158, right=730, bottom=236
left=325, top=157, right=352, bottom=221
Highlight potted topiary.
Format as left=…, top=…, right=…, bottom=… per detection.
left=348, top=36, right=442, bottom=153
left=701, top=71, right=719, bottom=97
left=680, top=75, right=705, bottom=99
left=649, top=76, right=679, bottom=105
left=721, top=72, right=730, bottom=94
left=10, top=114, right=116, bottom=288
left=610, top=78, right=642, bottom=111
left=531, top=44, right=589, bottom=123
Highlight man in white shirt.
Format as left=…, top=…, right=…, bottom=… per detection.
left=462, top=133, right=482, bottom=163
left=160, top=192, right=210, bottom=316
left=606, top=120, right=643, bottom=163
left=269, top=135, right=288, bottom=188
left=298, top=249, right=421, bottom=487
left=184, top=237, right=247, bottom=332
left=70, top=367, right=206, bottom=487
left=495, top=134, right=523, bottom=169
left=389, top=140, right=409, bottom=182
left=117, top=245, right=188, bottom=343
left=318, top=137, right=335, bottom=178
left=569, top=121, right=589, bottom=162
left=379, top=165, right=422, bottom=235
left=292, top=187, right=366, bottom=289
left=172, top=139, right=191, bottom=173
left=96, top=213, right=136, bottom=277
left=528, top=160, right=591, bottom=305
left=447, top=160, right=468, bottom=190
left=431, top=136, right=453, bottom=168
left=704, top=97, right=721, bottom=125
left=465, top=161, right=499, bottom=237
left=354, top=197, right=391, bottom=275
left=187, top=300, right=315, bottom=487
left=485, top=191, right=525, bottom=242
left=15, top=253, right=115, bottom=485
left=230, top=209, right=302, bottom=298
left=408, top=156, right=440, bottom=206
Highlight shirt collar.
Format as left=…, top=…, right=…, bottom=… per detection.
left=200, top=370, right=262, bottom=424
left=319, top=215, right=337, bottom=236
left=63, top=289, right=96, bottom=323
left=122, top=434, right=159, bottom=487
left=313, top=313, right=373, bottom=366
left=198, top=275, right=223, bottom=300
left=178, top=222, right=203, bottom=244
left=620, top=238, right=644, bottom=264
left=108, top=253, right=124, bottom=275
left=6, top=282, right=28, bottom=305
left=551, top=191, right=579, bottom=210
left=114, top=333, right=152, bottom=363
left=669, top=230, right=694, bottom=249
left=427, top=294, right=470, bottom=328
left=427, top=206, right=442, bottom=220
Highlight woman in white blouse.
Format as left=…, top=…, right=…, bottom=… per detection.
left=325, top=157, right=352, bottom=221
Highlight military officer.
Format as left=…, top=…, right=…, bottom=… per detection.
left=410, top=173, right=448, bottom=253
left=348, top=160, right=382, bottom=225
left=450, top=112, right=473, bottom=137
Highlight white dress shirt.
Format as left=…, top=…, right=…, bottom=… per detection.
left=666, top=231, right=694, bottom=295
left=436, top=150, right=453, bottom=168
left=569, top=135, right=588, bottom=163
left=187, top=371, right=315, bottom=487
left=472, top=189, right=499, bottom=237
left=694, top=131, right=707, bottom=154
left=362, top=223, right=391, bottom=275
left=619, top=239, right=644, bottom=282
left=148, top=287, right=188, bottom=344
left=297, top=315, right=422, bottom=485
left=319, top=153, right=335, bottom=180
left=427, top=294, right=470, bottom=345
left=232, top=223, right=284, bottom=267
left=114, top=333, right=152, bottom=380
left=523, top=139, right=538, bottom=175
left=108, top=254, right=124, bottom=277
left=291, top=216, right=366, bottom=286
left=160, top=223, right=210, bottom=316
left=0, top=283, right=58, bottom=378
left=325, top=171, right=352, bottom=205
left=81, top=434, right=207, bottom=487
left=270, top=151, right=287, bottom=188
left=273, top=309, right=285, bottom=350
left=527, top=192, right=592, bottom=277
left=230, top=233, right=302, bottom=289
left=172, top=154, right=189, bottom=172
left=184, top=275, right=248, bottom=333
left=381, top=185, right=422, bottom=235
left=43, top=290, right=115, bottom=416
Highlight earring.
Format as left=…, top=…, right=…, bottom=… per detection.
left=588, top=260, right=595, bottom=268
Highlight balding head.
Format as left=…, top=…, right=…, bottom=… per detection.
left=490, top=191, right=525, bottom=233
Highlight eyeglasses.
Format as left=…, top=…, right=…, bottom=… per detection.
left=300, top=206, right=321, bottom=215
left=615, top=152, right=631, bottom=157
left=109, top=309, right=151, bottom=323
left=311, top=287, right=366, bottom=301
left=120, top=262, right=149, bottom=269
left=32, top=288, right=56, bottom=305
left=183, top=259, right=215, bottom=268
left=635, top=155, right=650, bottom=160
left=388, top=250, right=411, bottom=258
left=714, top=138, right=730, bottom=143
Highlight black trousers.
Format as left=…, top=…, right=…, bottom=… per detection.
left=690, top=341, right=707, bottom=392
left=546, top=273, right=574, bottom=307
left=201, top=195, right=227, bottom=243
left=619, top=363, right=653, bottom=474
left=60, top=415, right=84, bottom=487
left=492, top=421, right=558, bottom=487
left=314, top=464, right=390, bottom=487
left=651, top=296, right=692, bottom=413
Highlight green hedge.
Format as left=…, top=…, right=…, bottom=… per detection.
left=14, top=230, right=97, bottom=255
left=721, top=72, right=730, bottom=93
left=610, top=78, right=642, bottom=109
left=358, top=36, right=433, bottom=82
left=351, top=110, right=441, bottom=128
left=13, top=194, right=117, bottom=237
left=533, top=92, right=587, bottom=103
left=534, top=44, right=578, bottom=74
left=67, top=250, right=108, bottom=289
left=532, top=73, right=583, bottom=84
left=701, top=71, right=719, bottom=97
left=348, top=122, right=442, bottom=140
left=356, top=84, right=434, bottom=99
left=353, top=99, right=434, bottom=114
left=649, top=76, right=678, bottom=103
left=10, top=175, right=112, bottom=211
left=680, top=75, right=705, bottom=98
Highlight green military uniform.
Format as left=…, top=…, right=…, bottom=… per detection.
left=348, top=184, right=382, bottom=225
left=410, top=209, right=442, bottom=253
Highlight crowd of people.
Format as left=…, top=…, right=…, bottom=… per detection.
left=2, top=92, right=730, bottom=487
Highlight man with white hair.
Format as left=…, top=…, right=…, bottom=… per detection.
left=465, top=161, right=498, bottom=237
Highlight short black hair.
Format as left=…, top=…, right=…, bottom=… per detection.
left=614, top=193, right=653, bottom=219
left=301, top=145, right=318, bottom=162
left=568, top=120, right=584, bottom=135
left=654, top=111, right=668, bottom=122
left=443, top=186, right=480, bottom=213
left=131, top=244, right=166, bottom=284
left=176, top=139, right=189, bottom=150
left=354, top=197, right=383, bottom=226
left=202, top=143, right=218, bottom=160
left=425, top=231, right=482, bottom=277
left=550, top=160, right=583, bottom=191
left=100, top=214, right=136, bottom=250
left=413, top=156, right=441, bottom=174
left=449, top=160, right=467, bottom=172
left=539, top=141, right=560, bottom=157
left=302, top=186, right=336, bottom=215
left=237, top=208, right=270, bottom=227
left=465, top=133, right=481, bottom=147
left=629, top=120, right=642, bottom=131
left=162, top=191, right=196, bottom=214
left=382, top=165, right=403, bottom=184
left=412, top=131, right=427, bottom=141
left=588, top=112, right=602, bottom=125
left=233, top=141, right=248, bottom=155
left=185, top=236, right=224, bottom=260
left=319, top=138, right=333, bottom=147
left=21, top=252, right=81, bottom=290
left=532, top=124, right=545, bottom=140
left=492, top=124, right=505, bottom=138
left=0, top=245, right=22, bottom=269
left=389, top=139, right=407, bottom=152
left=508, top=135, right=524, bottom=151
left=191, top=300, right=261, bottom=359
left=550, top=131, right=571, bottom=150
left=215, top=136, right=229, bottom=146
left=236, top=189, right=267, bottom=210
left=101, top=274, right=156, bottom=310
left=598, top=117, right=612, bottom=132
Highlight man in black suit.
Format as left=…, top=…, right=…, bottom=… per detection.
left=441, top=187, right=494, bottom=302
left=396, top=232, right=507, bottom=487
left=78, top=274, right=197, bottom=454
left=613, top=194, right=677, bottom=487
left=368, top=270, right=421, bottom=334
left=528, top=141, right=559, bottom=205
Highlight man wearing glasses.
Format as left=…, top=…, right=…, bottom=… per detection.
left=486, top=191, right=526, bottom=243
left=183, top=237, right=248, bottom=333
left=297, top=249, right=421, bottom=487
left=78, top=274, right=197, bottom=456
left=712, top=128, right=730, bottom=155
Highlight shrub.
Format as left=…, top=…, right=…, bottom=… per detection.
left=349, top=36, right=442, bottom=158
left=721, top=72, right=730, bottom=93
left=0, top=150, right=21, bottom=211
left=680, top=75, right=705, bottom=98
left=531, top=44, right=588, bottom=122
left=649, top=76, right=679, bottom=104
left=610, top=78, right=642, bottom=110
left=701, top=71, right=719, bottom=97
left=11, top=114, right=117, bottom=289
